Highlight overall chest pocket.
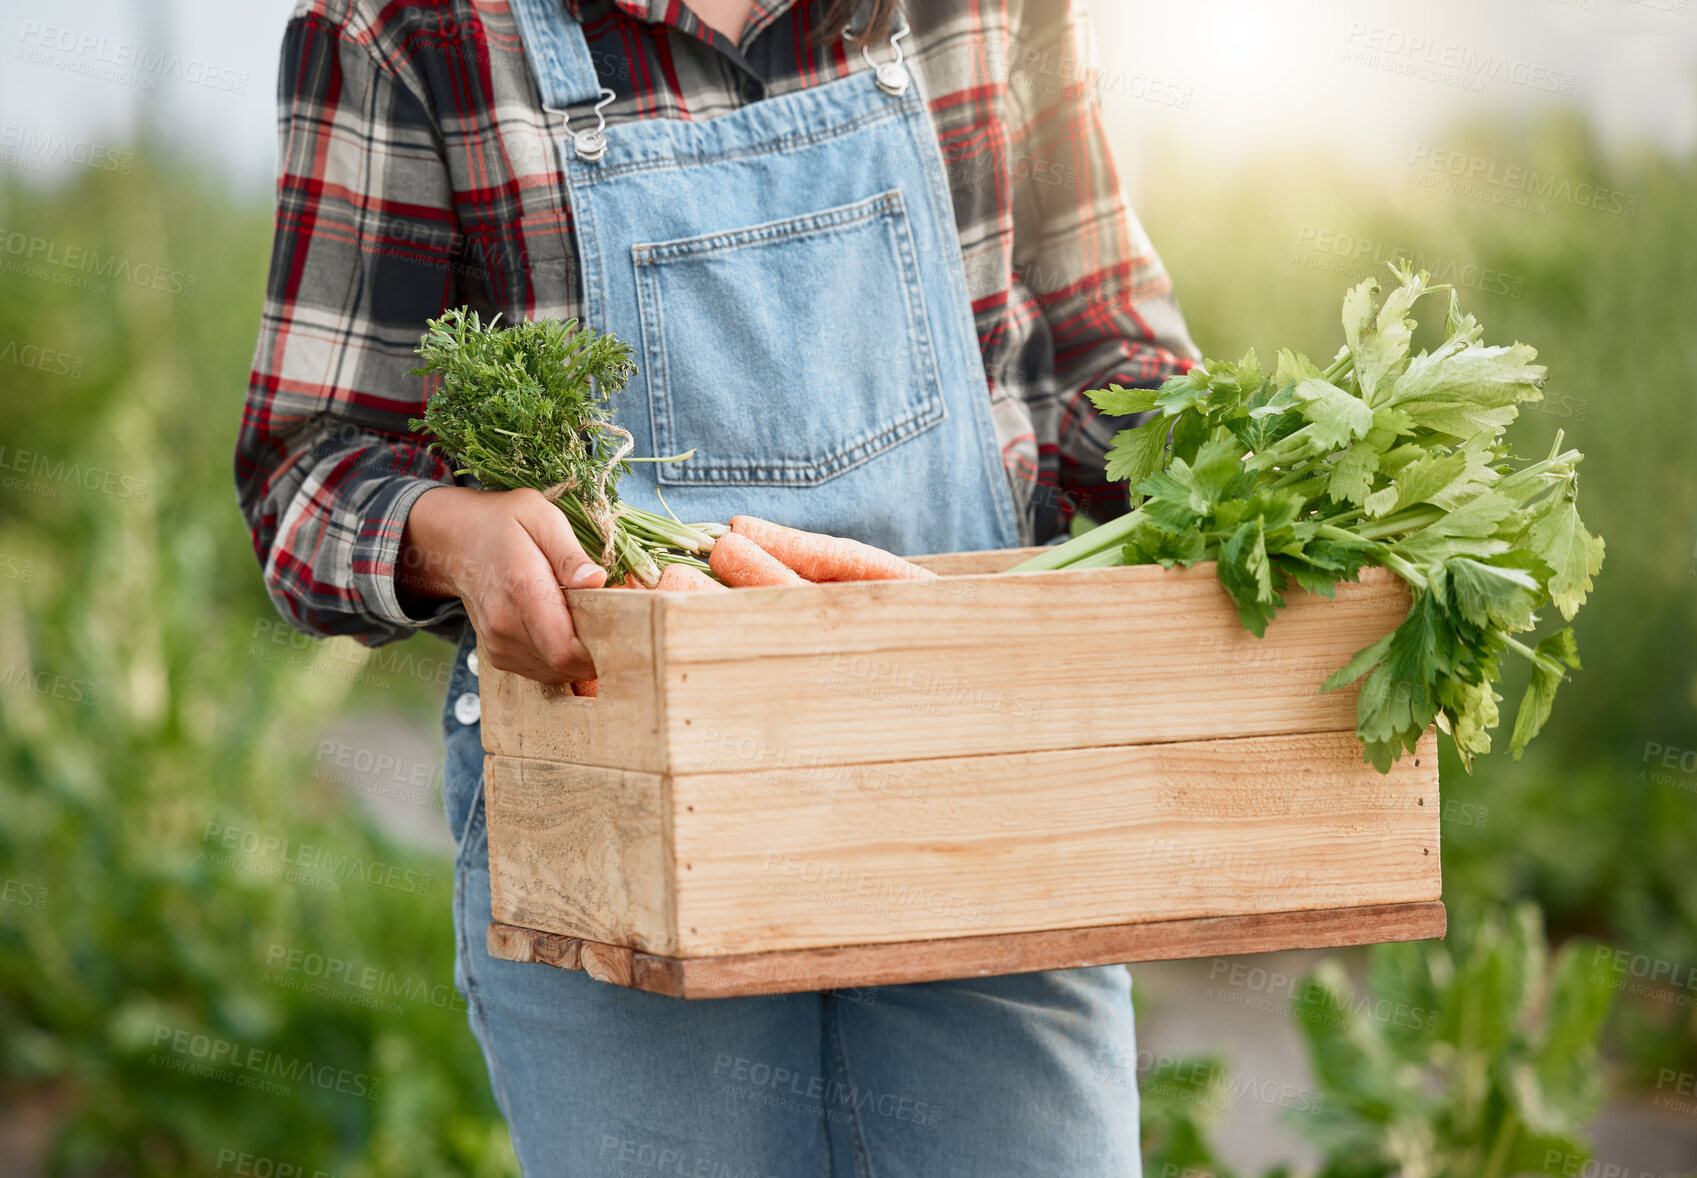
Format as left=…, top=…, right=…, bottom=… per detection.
left=633, top=190, right=946, bottom=487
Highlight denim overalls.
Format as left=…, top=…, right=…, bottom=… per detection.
left=442, top=3, right=1141, bottom=1173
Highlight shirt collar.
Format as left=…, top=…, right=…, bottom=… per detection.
left=566, top=0, right=801, bottom=53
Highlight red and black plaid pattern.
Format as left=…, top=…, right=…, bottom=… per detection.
left=237, top=0, right=1198, bottom=645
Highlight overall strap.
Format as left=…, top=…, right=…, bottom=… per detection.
left=508, top=0, right=604, bottom=109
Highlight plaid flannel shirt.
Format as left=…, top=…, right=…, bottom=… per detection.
left=236, top=0, right=1198, bottom=646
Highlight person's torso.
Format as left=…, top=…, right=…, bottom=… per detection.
left=348, top=0, right=1055, bottom=536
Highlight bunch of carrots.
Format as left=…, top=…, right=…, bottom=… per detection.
left=572, top=515, right=933, bottom=695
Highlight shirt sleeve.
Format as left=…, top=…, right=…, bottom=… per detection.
left=236, top=2, right=466, bottom=646
left=1007, top=0, right=1199, bottom=532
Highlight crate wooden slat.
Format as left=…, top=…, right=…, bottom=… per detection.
left=480, top=555, right=1414, bottom=775
left=484, top=728, right=1440, bottom=958
left=478, top=550, right=1444, bottom=997
left=487, top=902, right=1449, bottom=1000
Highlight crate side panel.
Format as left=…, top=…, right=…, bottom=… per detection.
left=479, top=591, right=667, bottom=774
left=669, top=729, right=1440, bottom=956
left=484, top=755, right=677, bottom=955
left=661, top=569, right=1410, bottom=772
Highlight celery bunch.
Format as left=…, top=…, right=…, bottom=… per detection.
left=1018, top=266, right=1604, bottom=772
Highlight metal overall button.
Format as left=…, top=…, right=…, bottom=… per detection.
left=467, top=648, right=480, bottom=676
left=875, top=61, right=909, bottom=95
left=853, top=19, right=912, bottom=96
left=454, top=691, right=481, bottom=726
left=573, top=128, right=607, bottom=162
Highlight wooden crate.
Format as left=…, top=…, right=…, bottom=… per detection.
left=480, top=549, right=1444, bottom=999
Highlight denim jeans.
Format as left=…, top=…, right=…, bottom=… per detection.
left=442, top=631, right=1142, bottom=1177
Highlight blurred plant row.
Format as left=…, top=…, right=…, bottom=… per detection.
left=1142, top=906, right=1631, bottom=1178
left=0, top=155, right=512, bottom=1176
left=0, top=109, right=1693, bottom=1175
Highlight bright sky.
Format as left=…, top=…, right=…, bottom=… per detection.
left=1091, top=0, right=1697, bottom=189
left=1, top=0, right=1693, bottom=195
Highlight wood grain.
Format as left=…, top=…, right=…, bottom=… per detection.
left=906, top=548, right=1049, bottom=575
left=654, top=560, right=1408, bottom=664
left=487, top=921, right=582, bottom=969
left=485, top=924, right=641, bottom=988
left=656, top=564, right=1407, bottom=774
left=668, top=728, right=1440, bottom=955
left=475, top=552, right=1440, bottom=977
left=478, top=589, right=669, bottom=772
left=483, top=728, right=1439, bottom=958
left=483, top=755, right=677, bottom=955
left=479, top=561, right=1412, bottom=775
left=487, top=901, right=1448, bottom=999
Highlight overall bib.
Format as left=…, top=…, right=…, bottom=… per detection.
left=513, top=0, right=1019, bottom=554
left=441, top=4, right=1141, bottom=1174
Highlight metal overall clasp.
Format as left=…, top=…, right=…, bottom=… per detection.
left=545, top=86, right=616, bottom=164
left=849, top=17, right=912, bottom=97
left=571, top=87, right=615, bottom=162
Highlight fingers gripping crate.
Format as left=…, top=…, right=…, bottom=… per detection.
left=479, top=548, right=1443, bottom=999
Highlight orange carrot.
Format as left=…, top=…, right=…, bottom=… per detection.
left=728, top=516, right=936, bottom=583
left=656, top=563, right=728, bottom=593
left=708, top=532, right=807, bottom=587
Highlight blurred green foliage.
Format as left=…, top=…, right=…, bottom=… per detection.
left=1144, top=112, right=1697, bottom=1081
left=1290, top=906, right=1615, bottom=1178
left=0, top=158, right=514, bottom=1175
left=1142, top=906, right=1620, bottom=1177
left=0, top=110, right=1692, bottom=1173
left=1139, top=1050, right=1260, bottom=1178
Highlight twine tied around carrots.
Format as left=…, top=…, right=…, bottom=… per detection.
left=541, top=422, right=634, bottom=571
